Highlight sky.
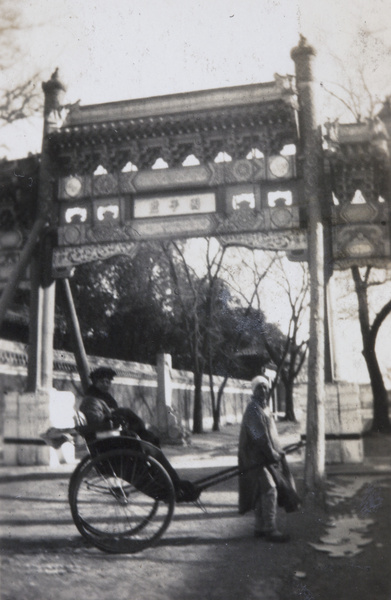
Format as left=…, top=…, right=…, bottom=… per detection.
left=2, top=0, right=391, bottom=385
left=2, top=0, right=391, bottom=158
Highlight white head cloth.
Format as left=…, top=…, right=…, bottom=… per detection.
left=251, top=375, right=270, bottom=393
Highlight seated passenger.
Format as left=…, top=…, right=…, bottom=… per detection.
left=79, top=366, right=197, bottom=502
left=80, top=366, right=160, bottom=446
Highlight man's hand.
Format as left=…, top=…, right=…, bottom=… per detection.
left=271, top=450, right=282, bottom=463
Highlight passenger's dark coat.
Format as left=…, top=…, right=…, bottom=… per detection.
left=79, top=393, right=147, bottom=436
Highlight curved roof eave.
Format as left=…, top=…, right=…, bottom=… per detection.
left=64, top=79, right=297, bottom=127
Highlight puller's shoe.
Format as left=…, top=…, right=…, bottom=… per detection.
left=254, top=530, right=267, bottom=538
left=265, top=530, right=290, bottom=543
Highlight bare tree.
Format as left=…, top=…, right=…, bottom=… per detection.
left=0, top=1, right=42, bottom=127
left=262, top=258, right=309, bottom=422
left=0, top=79, right=42, bottom=126
left=323, top=32, right=391, bottom=434
left=351, top=267, right=391, bottom=433
left=162, top=239, right=227, bottom=433
left=226, top=252, right=310, bottom=421
left=319, top=23, right=391, bottom=123
left=208, top=247, right=276, bottom=430
left=320, top=62, right=384, bottom=123
left=161, top=241, right=279, bottom=433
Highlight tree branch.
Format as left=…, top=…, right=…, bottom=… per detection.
left=369, top=299, right=391, bottom=347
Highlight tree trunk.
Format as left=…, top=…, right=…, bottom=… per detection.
left=212, top=374, right=229, bottom=431
left=284, top=378, right=297, bottom=422
left=352, top=266, right=391, bottom=433
left=217, top=375, right=229, bottom=429
left=363, top=346, right=391, bottom=433
left=212, top=410, right=220, bottom=432
left=193, top=368, right=204, bottom=433
left=363, top=345, right=390, bottom=433
left=208, top=369, right=220, bottom=432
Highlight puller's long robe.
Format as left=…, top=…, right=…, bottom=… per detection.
left=238, top=399, right=283, bottom=514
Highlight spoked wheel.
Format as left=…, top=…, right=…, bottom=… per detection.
left=68, top=448, right=175, bottom=553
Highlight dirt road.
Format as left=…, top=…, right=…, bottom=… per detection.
left=0, top=426, right=390, bottom=600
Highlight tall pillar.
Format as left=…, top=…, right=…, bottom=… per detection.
left=3, top=71, right=68, bottom=466
left=40, top=280, right=56, bottom=390
left=27, top=70, right=66, bottom=392
left=291, top=37, right=326, bottom=492
left=26, top=253, right=43, bottom=390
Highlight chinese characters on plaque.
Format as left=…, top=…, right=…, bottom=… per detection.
left=133, top=192, right=216, bottom=219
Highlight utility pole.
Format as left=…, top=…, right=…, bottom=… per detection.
left=291, top=37, right=326, bottom=493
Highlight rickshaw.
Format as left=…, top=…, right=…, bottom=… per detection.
left=64, top=423, right=303, bottom=554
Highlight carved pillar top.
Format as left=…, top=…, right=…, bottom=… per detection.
left=290, top=36, right=316, bottom=84
left=290, top=37, right=322, bottom=198
left=42, top=69, right=66, bottom=118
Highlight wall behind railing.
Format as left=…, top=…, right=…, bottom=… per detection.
left=293, top=381, right=391, bottom=433
left=0, top=339, right=252, bottom=435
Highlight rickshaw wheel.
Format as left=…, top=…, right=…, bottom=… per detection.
left=68, top=448, right=175, bottom=553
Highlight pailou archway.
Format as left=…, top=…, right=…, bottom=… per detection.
left=1, top=37, right=390, bottom=491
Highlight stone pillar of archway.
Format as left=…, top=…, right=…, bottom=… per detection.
left=3, top=71, right=75, bottom=466
left=291, top=37, right=326, bottom=492
left=27, top=70, right=66, bottom=393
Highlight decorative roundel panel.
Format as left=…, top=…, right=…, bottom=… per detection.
left=269, top=156, right=290, bottom=178
left=64, top=177, right=83, bottom=198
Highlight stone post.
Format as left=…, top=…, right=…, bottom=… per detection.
left=155, top=353, right=186, bottom=444
left=291, top=37, right=326, bottom=492
left=326, top=274, right=343, bottom=381
left=156, top=353, right=172, bottom=435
